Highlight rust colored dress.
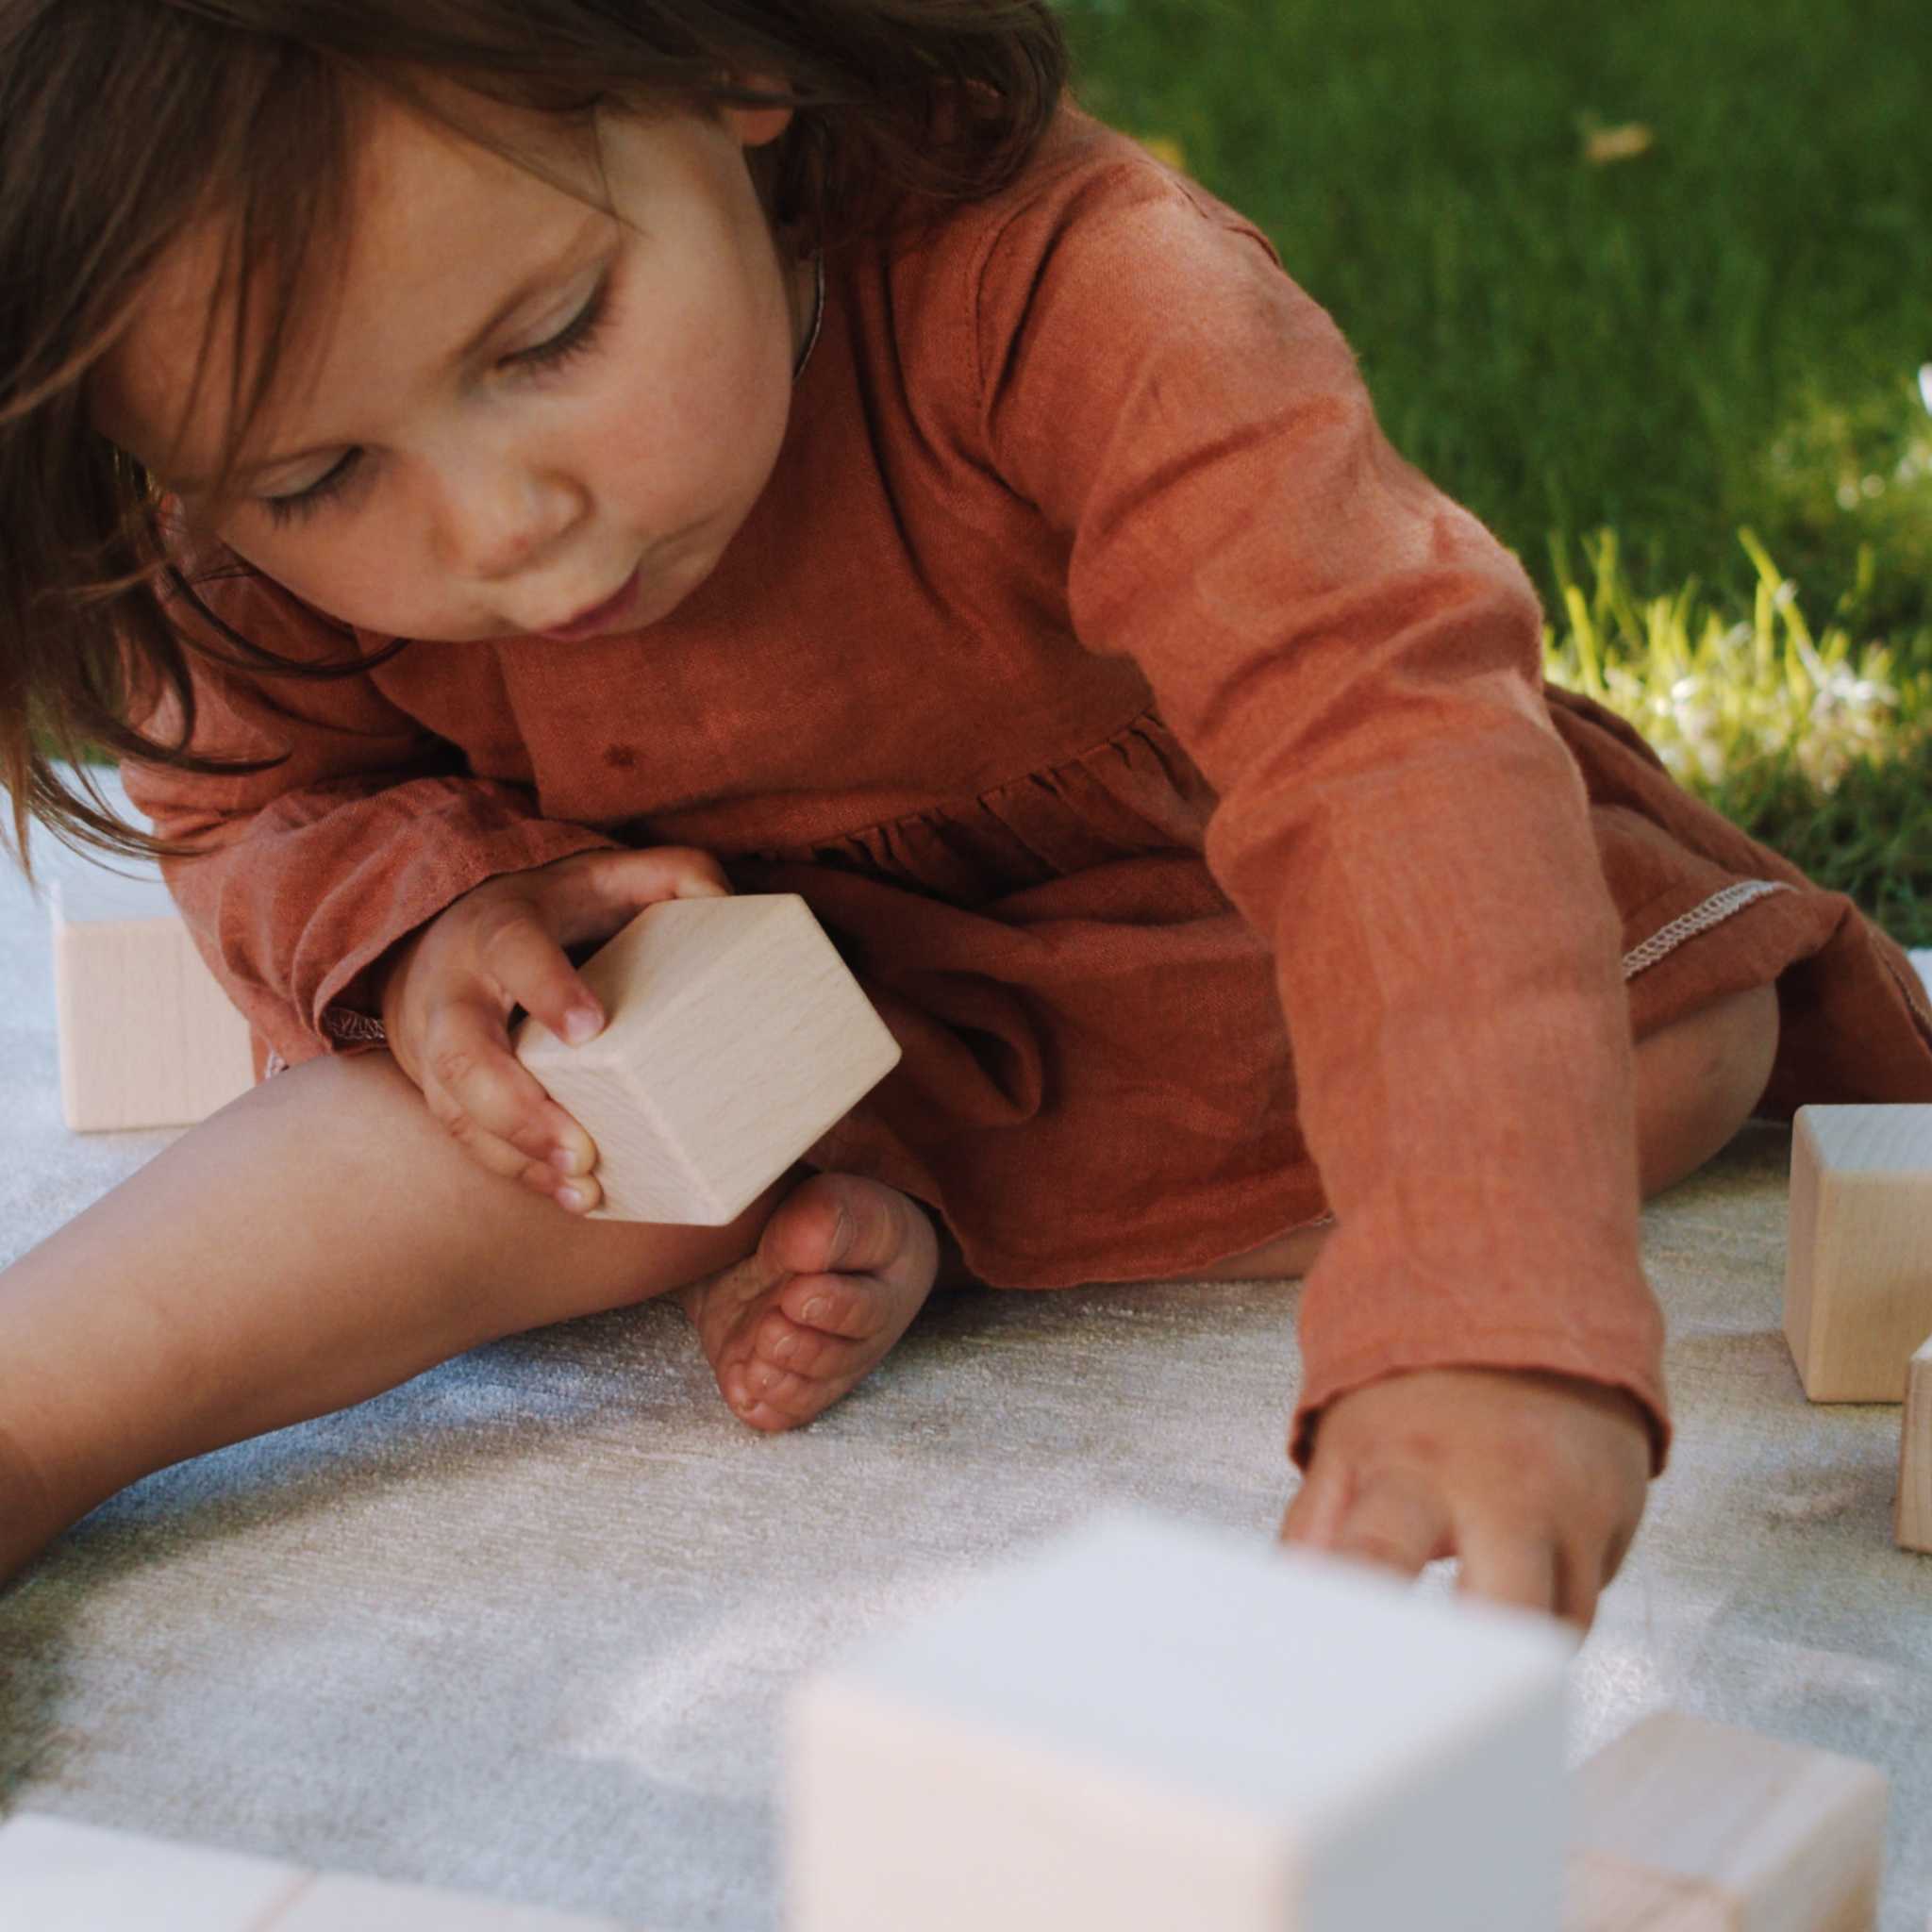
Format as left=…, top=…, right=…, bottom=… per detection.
left=123, top=106, right=1932, bottom=1472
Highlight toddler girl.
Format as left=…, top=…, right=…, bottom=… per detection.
left=4, top=0, right=1929, bottom=1629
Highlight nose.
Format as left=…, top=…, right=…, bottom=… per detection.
left=435, top=450, right=589, bottom=583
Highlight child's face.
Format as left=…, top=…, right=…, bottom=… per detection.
left=95, top=91, right=815, bottom=643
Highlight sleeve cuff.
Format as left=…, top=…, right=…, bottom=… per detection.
left=1289, top=1325, right=1673, bottom=1480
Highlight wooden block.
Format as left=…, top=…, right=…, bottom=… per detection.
left=786, top=1507, right=1575, bottom=1932
left=513, top=893, right=900, bottom=1224
left=266, top=1871, right=633, bottom=1929
left=50, top=865, right=256, bottom=1132
left=0, top=1813, right=308, bottom=1930
left=1899, top=1333, right=1932, bottom=1554
left=1783, top=1105, right=1932, bottom=1401
left=1564, top=1710, right=1888, bottom=1931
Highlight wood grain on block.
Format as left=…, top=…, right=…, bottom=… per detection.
left=514, top=894, right=900, bottom=1224
left=266, top=1871, right=634, bottom=1929
left=1899, top=1335, right=1932, bottom=1554
left=1783, top=1105, right=1932, bottom=1402
left=1564, top=1710, right=1887, bottom=1932
left=787, top=1507, right=1575, bottom=1932
left=50, top=866, right=255, bottom=1132
left=0, top=1813, right=308, bottom=1930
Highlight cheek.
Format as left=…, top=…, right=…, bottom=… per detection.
left=591, top=329, right=791, bottom=523
left=220, top=520, right=433, bottom=631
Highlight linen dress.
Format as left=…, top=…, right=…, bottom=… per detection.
left=122, top=104, right=1932, bottom=1471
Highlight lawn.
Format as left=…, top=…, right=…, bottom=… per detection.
left=1057, top=0, right=1932, bottom=941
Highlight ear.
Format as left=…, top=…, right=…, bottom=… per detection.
left=721, top=74, right=794, bottom=150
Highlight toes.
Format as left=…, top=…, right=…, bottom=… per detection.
left=756, top=1307, right=843, bottom=1379
left=775, top=1271, right=886, bottom=1341
left=730, top=1352, right=860, bottom=1431
left=726, top=1300, right=884, bottom=1430
left=760, top=1174, right=923, bottom=1281
left=685, top=1253, right=783, bottom=1329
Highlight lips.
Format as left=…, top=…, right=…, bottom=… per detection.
left=533, top=566, right=641, bottom=641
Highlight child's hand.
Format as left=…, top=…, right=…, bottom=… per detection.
left=1279, top=1366, right=1652, bottom=1632
left=376, top=847, right=731, bottom=1212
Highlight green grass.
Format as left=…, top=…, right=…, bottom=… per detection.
left=1545, top=529, right=1932, bottom=941
left=1058, top=0, right=1932, bottom=942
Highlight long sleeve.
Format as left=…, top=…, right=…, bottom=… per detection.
left=970, top=158, right=1669, bottom=1470
left=121, top=567, right=619, bottom=1069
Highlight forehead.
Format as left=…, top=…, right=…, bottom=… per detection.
left=92, top=92, right=601, bottom=484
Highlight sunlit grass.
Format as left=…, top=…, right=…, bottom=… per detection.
left=1543, top=530, right=1932, bottom=942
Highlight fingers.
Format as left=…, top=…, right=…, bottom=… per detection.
left=383, top=846, right=733, bottom=1212
left=1287, top=1464, right=1456, bottom=1579
left=1456, top=1519, right=1561, bottom=1621
left=1278, top=1457, right=1348, bottom=1550
left=470, top=896, right=610, bottom=1054
left=1281, top=1455, right=1611, bottom=1632
left=488, top=847, right=733, bottom=1048
left=1279, top=1370, right=1648, bottom=1637
left=417, top=999, right=603, bottom=1214
left=539, top=845, right=732, bottom=947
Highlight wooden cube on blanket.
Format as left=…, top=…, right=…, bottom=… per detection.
left=1783, top=1105, right=1932, bottom=1402
left=51, top=863, right=256, bottom=1133
left=1899, top=1333, right=1932, bottom=1555
left=1565, top=1708, right=1887, bottom=1930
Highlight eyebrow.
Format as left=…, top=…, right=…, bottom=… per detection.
left=170, top=210, right=608, bottom=493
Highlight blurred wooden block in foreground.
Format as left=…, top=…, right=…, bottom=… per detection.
left=0, top=1812, right=306, bottom=1930
left=788, top=1507, right=1575, bottom=1932
left=0, top=1813, right=638, bottom=1928
left=514, top=893, right=901, bottom=1225
left=1566, top=1710, right=1888, bottom=1931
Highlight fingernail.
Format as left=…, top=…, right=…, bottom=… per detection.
left=564, top=1007, right=602, bottom=1044
left=552, top=1145, right=587, bottom=1176
left=558, top=1185, right=591, bottom=1213
left=801, top=1296, right=829, bottom=1324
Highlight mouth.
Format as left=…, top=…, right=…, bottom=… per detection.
left=532, top=567, right=642, bottom=641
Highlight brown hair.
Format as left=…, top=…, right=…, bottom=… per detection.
left=0, top=0, right=1069, bottom=873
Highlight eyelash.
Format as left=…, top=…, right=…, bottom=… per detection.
left=258, top=275, right=613, bottom=527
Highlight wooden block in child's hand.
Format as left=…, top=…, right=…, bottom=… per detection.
left=1783, top=1105, right=1932, bottom=1401
left=1900, top=1333, right=1932, bottom=1554
left=1564, top=1710, right=1887, bottom=1931
left=787, top=1507, right=1576, bottom=1932
left=511, top=893, right=900, bottom=1225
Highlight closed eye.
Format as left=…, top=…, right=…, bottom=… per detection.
left=258, top=448, right=363, bottom=525
left=506, top=273, right=611, bottom=375
left=254, top=274, right=612, bottom=527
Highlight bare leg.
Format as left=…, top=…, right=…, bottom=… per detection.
left=1199, top=981, right=1784, bottom=1282
left=0, top=1050, right=792, bottom=1581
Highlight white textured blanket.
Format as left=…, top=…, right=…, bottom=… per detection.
left=3, top=796, right=1931, bottom=1928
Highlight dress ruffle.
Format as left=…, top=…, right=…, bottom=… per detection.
left=744, top=708, right=1216, bottom=905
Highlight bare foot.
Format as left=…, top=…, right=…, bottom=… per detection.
left=677, top=1173, right=940, bottom=1431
